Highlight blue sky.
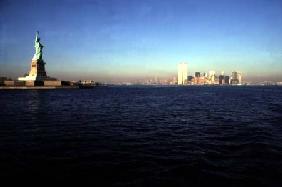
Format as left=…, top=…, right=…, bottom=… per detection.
left=1, top=0, right=282, bottom=82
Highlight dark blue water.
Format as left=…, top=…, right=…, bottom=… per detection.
left=1, top=86, right=282, bottom=186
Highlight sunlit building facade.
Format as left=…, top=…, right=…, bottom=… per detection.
left=176, top=62, right=242, bottom=86
left=178, top=63, right=188, bottom=85
left=209, top=71, right=216, bottom=84
left=231, top=71, right=242, bottom=85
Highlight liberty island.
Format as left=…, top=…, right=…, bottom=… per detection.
left=0, top=32, right=98, bottom=88
left=18, top=31, right=55, bottom=82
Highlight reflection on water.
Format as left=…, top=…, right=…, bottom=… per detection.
left=26, top=90, right=40, bottom=114
left=0, top=86, right=282, bottom=186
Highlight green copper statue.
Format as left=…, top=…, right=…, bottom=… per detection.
left=33, top=31, right=43, bottom=60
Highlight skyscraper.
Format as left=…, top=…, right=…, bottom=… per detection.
left=209, top=71, right=216, bottom=83
left=224, top=76, right=230, bottom=84
left=231, top=71, right=242, bottom=85
left=219, top=75, right=224, bottom=84
left=238, top=72, right=242, bottom=85
left=178, top=63, right=188, bottom=85
left=195, top=72, right=201, bottom=78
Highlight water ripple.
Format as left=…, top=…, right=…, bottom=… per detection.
left=0, top=86, right=282, bottom=186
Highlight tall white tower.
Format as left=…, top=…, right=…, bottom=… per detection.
left=238, top=72, right=242, bottom=85
left=209, top=70, right=216, bottom=83
left=178, top=63, right=188, bottom=85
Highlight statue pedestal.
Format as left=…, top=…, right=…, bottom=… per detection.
left=18, top=58, right=48, bottom=81
left=30, top=58, right=47, bottom=79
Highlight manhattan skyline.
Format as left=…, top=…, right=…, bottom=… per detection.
left=1, top=0, right=282, bottom=82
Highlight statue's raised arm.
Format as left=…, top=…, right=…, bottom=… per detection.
left=33, top=31, right=44, bottom=60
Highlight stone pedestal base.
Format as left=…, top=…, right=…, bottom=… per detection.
left=25, top=81, right=44, bottom=87
left=4, top=80, right=25, bottom=86
left=44, top=80, right=62, bottom=87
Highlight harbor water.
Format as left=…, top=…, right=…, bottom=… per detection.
left=0, top=86, right=282, bottom=186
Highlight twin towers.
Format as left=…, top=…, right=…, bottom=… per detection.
left=178, top=63, right=188, bottom=85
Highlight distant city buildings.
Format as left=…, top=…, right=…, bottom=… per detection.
left=178, top=63, right=188, bottom=85
left=219, top=74, right=230, bottom=85
left=194, top=72, right=205, bottom=85
left=224, top=76, right=230, bottom=84
left=209, top=71, right=216, bottom=84
left=231, top=71, right=242, bottom=85
left=139, top=68, right=244, bottom=86
left=195, top=72, right=201, bottom=78
left=176, top=62, right=243, bottom=86
left=219, top=75, right=224, bottom=84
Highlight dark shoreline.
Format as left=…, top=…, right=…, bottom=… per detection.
left=0, top=84, right=281, bottom=89
left=0, top=86, right=79, bottom=89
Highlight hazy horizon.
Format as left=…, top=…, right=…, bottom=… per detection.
left=1, top=0, right=282, bottom=82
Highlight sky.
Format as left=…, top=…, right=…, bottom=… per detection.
left=1, top=0, right=282, bottom=82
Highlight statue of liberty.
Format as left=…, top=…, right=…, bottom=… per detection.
left=33, top=31, right=43, bottom=60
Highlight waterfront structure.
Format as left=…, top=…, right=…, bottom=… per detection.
left=0, top=77, right=8, bottom=85
left=18, top=31, right=54, bottom=81
left=178, top=63, right=188, bottom=85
